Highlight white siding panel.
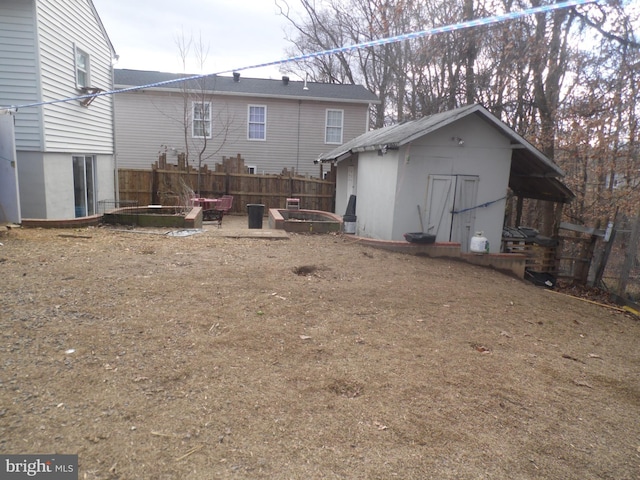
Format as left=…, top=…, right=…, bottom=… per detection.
left=115, top=90, right=370, bottom=177
left=0, top=0, right=41, bottom=149
left=356, top=151, right=399, bottom=239
left=37, top=0, right=114, bottom=153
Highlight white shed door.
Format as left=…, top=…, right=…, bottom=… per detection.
left=426, top=175, right=478, bottom=248
left=426, top=175, right=455, bottom=242
left=451, top=175, right=479, bottom=253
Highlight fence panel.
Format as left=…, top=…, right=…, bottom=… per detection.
left=119, top=168, right=336, bottom=215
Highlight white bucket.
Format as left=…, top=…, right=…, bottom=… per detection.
left=343, top=222, right=356, bottom=234
left=470, top=231, right=489, bottom=253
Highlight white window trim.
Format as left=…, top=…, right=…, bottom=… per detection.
left=247, top=104, right=267, bottom=141
left=192, top=101, right=212, bottom=139
left=74, top=44, right=90, bottom=89
left=325, top=109, right=344, bottom=144
left=247, top=165, right=257, bottom=174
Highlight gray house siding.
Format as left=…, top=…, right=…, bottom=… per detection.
left=1, top=0, right=116, bottom=220
left=114, top=89, right=370, bottom=176
left=0, top=0, right=41, bottom=150
left=37, top=0, right=114, bottom=153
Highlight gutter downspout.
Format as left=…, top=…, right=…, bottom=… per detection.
left=111, top=57, right=119, bottom=203
left=296, top=99, right=301, bottom=175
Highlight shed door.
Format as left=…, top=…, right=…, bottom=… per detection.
left=451, top=175, right=479, bottom=253
left=426, top=175, right=478, bottom=248
left=426, top=175, right=455, bottom=242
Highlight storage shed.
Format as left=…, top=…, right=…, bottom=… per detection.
left=318, top=104, right=573, bottom=253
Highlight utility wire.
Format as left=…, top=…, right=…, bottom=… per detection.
left=2, top=0, right=600, bottom=111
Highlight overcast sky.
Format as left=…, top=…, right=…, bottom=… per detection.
left=92, top=0, right=296, bottom=79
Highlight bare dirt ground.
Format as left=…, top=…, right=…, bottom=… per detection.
left=1, top=217, right=639, bottom=479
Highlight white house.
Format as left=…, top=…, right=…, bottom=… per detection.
left=318, top=104, right=574, bottom=253
left=0, top=0, right=117, bottom=220
left=113, top=69, right=379, bottom=177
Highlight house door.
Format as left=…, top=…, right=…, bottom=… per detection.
left=73, top=155, right=96, bottom=217
left=426, top=175, right=478, bottom=249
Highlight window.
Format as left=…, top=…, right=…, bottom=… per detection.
left=192, top=102, right=212, bottom=138
left=247, top=165, right=257, bottom=174
left=248, top=105, right=266, bottom=140
left=325, top=109, right=344, bottom=144
left=73, top=156, right=96, bottom=217
left=75, top=46, right=90, bottom=88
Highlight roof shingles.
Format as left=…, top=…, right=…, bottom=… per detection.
left=114, top=69, right=379, bottom=104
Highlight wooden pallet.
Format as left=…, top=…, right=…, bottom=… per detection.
left=502, top=239, right=557, bottom=272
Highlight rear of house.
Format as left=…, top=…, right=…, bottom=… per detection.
left=0, top=0, right=116, bottom=219
left=113, top=70, right=379, bottom=177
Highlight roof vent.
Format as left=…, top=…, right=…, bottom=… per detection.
left=233, top=72, right=240, bottom=82
left=282, top=76, right=289, bottom=85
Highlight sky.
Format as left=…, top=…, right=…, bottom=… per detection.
left=92, top=0, right=296, bottom=79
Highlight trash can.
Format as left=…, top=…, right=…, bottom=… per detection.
left=247, top=204, right=265, bottom=229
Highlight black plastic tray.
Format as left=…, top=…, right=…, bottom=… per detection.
left=404, top=232, right=436, bottom=244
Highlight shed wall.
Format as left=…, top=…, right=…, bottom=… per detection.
left=353, top=150, right=399, bottom=239
left=340, top=115, right=512, bottom=250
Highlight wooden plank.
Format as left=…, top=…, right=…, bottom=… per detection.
left=559, top=221, right=605, bottom=237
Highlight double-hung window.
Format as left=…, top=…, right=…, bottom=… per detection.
left=75, top=46, right=90, bottom=89
left=248, top=105, right=266, bottom=140
left=192, top=102, right=212, bottom=138
left=325, top=109, right=344, bottom=144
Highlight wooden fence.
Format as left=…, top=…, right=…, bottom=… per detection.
left=118, top=154, right=336, bottom=214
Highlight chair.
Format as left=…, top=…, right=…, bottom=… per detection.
left=219, top=195, right=234, bottom=213
left=212, top=195, right=233, bottom=227
left=286, top=198, right=300, bottom=210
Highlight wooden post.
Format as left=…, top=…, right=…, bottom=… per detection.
left=515, top=195, right=523, bottom=227
left=592, top=208, right=618, bottom=287
left=151, top=165, right=159, bottom=204
left=579, top=225, right=600, bottom=284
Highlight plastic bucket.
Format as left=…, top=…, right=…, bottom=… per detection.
left=343, top=214, right=356, bottom=234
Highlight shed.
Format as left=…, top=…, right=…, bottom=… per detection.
left=318, top=104, right=573, bottom=253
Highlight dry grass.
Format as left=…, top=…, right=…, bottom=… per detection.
left=1, top=224, right=639, bottom=479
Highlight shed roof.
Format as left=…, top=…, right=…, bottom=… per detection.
left=318, top=104, right=574, bottom=203
left=114, top=69, right=380, bottom=105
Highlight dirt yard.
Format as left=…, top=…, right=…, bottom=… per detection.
left=1, top=218, right=639, bottom=479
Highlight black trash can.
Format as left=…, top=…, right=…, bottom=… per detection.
left=247, top=204, right=265, bottom=229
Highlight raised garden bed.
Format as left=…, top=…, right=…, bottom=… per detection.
left=102, top=205, right=203, bottom=229
left=268, top=208, right=342, bottom=233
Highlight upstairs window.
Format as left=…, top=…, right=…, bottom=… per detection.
left=325, top=109, right=344, bottom=144
left=75, top=46, right=90, bottom=88
left=192, top=102, right=212, bottom=138
left=248, top=105, right=266, bottom=140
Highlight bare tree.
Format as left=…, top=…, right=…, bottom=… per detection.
left=278, top=0, right=639, bottom=229
left=174, top=32, right=234, bottom=197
